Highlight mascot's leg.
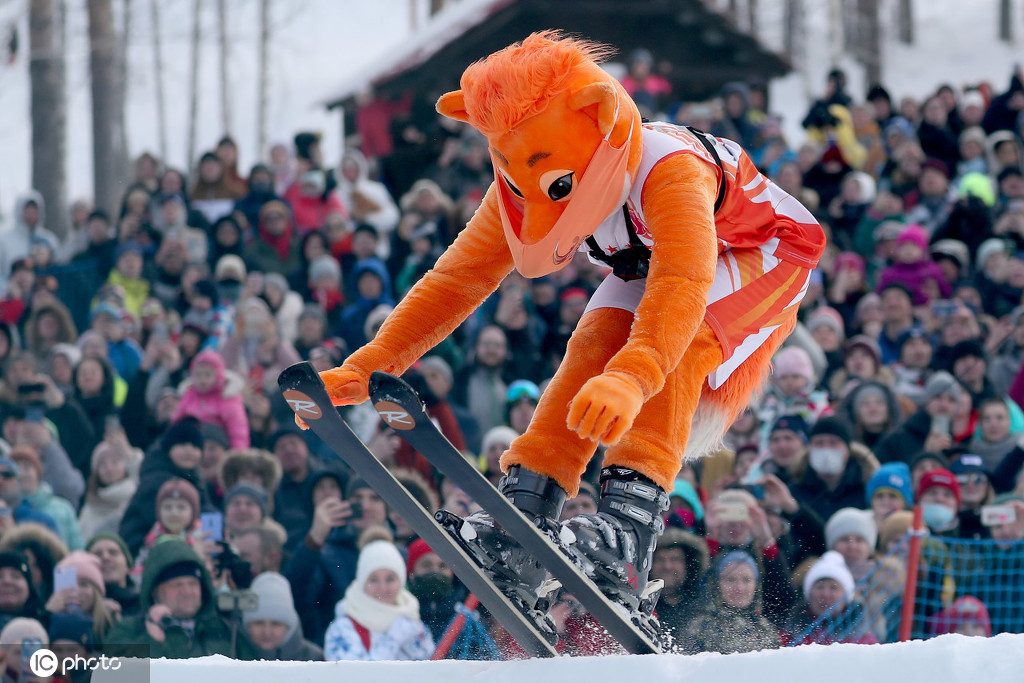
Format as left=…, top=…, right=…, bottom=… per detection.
left=562, top=323, right=723, bottom=614
left=452, top=307, right=632, bottom=607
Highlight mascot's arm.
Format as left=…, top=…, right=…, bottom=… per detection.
left=318, top=183, right=514, bottom=406
left=569, top=153, right=719, bottom=443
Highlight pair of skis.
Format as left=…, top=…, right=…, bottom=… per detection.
left=278, top=362, right=661, bottom=657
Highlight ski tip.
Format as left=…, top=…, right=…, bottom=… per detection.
left=368, top=370, right=402, bottom=396
left=277, top=361, right=318, bottom=390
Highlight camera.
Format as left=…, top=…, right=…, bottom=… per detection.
left=217, top=590, right=259, bottom=613
left=348, top=502, right=363, bottom=520
left=213, top=542, right=253, bottom=589
left=605, top=247, right=650, bottom=282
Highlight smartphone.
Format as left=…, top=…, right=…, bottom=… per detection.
left=24, top=406, right=44, bottom=423
left=105, top=413, right=121, bottom=433
left=743, top=484, right=766, bottom=500
left=348, top=502, right=363, bottom=520
left=201, top=512, right=224, bottom=542
left=17, top=383, right=47, bottom=395
left=54, top=565, right=77, bottom=593
left=931, top=415, right=951, bottom=435
left=981, top=504, right=1017, bottom=526
left=718, top=501, right=750, bottom=523
left=152, top=321, right=170, bottom=343
left=22, top=638, right=44, bottom=679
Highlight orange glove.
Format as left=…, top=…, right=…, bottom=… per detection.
left=293, top=367, right=370, bottom=430
left=567, top=372, right=644, bottom=444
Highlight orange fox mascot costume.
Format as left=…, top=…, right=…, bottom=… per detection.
left=308, top=31, right=824, bottom=614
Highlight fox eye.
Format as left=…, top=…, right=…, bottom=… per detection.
left=540, top=169, right=576, bottom=202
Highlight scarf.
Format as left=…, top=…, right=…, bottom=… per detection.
left=338, top=583, right=421, bottom=634
left=968, top=433, right=1018, bottom=472
left=257, top=222, right=293, bottom=262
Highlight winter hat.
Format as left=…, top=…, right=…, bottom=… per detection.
left=345, top=477, right=373, bottom=499
left=56, top=551, right=105, bottom=596
left=773, top=346, right=815, bottom=382
left=48, top=611, right=96, bottom=648
left=670, top=479, right=705, bottom=522
left=0, top=552, right=33, bottom=588
left=845, top=334, right=882, bottom=365
left=884, top=116, right=915, bottom=142
left=959, top=171, right=996, bottom=207
left=960, top=91, right=987, bottom=112
left=506, top=379, right=541, bottom=404
left=355, top=540, right=407, bottom=588
left=929, top=596, right=992, bottom=637
left=770, top=414, right=810, bottom=441
left=851, top=382, right=889, bottom=413
left=297, top=303, right=327, bottom=326
left=49, top=343, right=82, bottom=369
left=835, top=252, right=866, bottom=276
left=976, top=238, right=1009, bottom=271
left=262, top=272, right=290, bottom=296
left=481, top=426, right=519, bottom=454
left=866, top=462, right=914, bottom=507
left=85, top=532, right=133, bottom=568
left=909, top=450, right=948, bottom=473
left=949, top=339, right=985, bottom=368
left=930, top=240, right=970, bottom=273
left=803, top=550, right=856, bottom=602
left=717, top=549, right=759, bottom=582
left=921, top=370, right=964, bottom=405
left=917, top=468, right=962, bottom=507
left=896, top=224, right=929, bottom=251
left=224, top=483, right=269, bottom=517
left=846, top=172, right=877, bottom=204
left=199, top=422, right=231, bottom=450
left=214, top=254, right=247, bottom=283
left=364, top=304, right=393, bottom=341
left=879, top=511, right=915, bottom=549
left=809, top=416, right=852, bottom=447
left=406, top=538, right=435, bottom=576
left=9, top=445, right=42, bottom=480
left=419, top=356, right=453, bottom=386
left=163, top=417, right=205, bottom=452
left=807, top=306, right=846, bottom=338
left=154, top=559, right=204, bottom=588
left=308, top=255, right=341, bottom=284
left=873, top=220, right=906, bottom=242
left=156, top=478, right=201, bottom=521
left=825, top=508, right=878, bottom=551
left=716, top=487, right=758, bottom=510
left=921, top=158, right=951, bottom=180
left=90, top=441, right=127, bottom=476
left=949, top=453, right=990, bottom=479
left=243, top=572, right=300, bottom=640
left=0, top=617, right=48, bottom=645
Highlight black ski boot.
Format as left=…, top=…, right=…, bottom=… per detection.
left=435, top=465, right=567, bottom=639
left=561, top=467, right=669, bottom=635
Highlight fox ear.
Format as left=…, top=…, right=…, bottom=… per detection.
left=436, top=90, right=470, bottom=123
left=568, top=82, right=619, bottom=137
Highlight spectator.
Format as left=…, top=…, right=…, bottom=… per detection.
left=267, top=427, right=321, bottom=551
left=790, top=417, right=879, bottom=525
left=189, top=152, right=243, bottom=225
left=171, top=350, right=250, bottom=450
left=949, top=453, right=995, bottom=539
left=0, top=617, right=49, bottom=675
left=756, top=346, right=830, bottom=449
left=77, top=437, right=141, bottom=540
left=131, top=478, right=202, bottom=580
left=222, top=483, right=269, bottom=541
left=104, top=539, right=254, bottom=659
left=876, top=224, right=951, bottom=306
left=866, top=462, right=914, bottom=532
left=828, top=335, right=893, bottom=401
left=969, top=397, right=1020, bottom=471
left=918, top=468, right=963, bottom=537
left=838, top=381, right=901, bottom=451
left=231, top=527, right=282, bottom=578
left=44, top=551, right=114, bottom=643
left=0, top=551, right=47, bottom=632
left=0, top=192, right=58, bottom=290
left=875, top=371, right=962, bottom=464
left=243, top=572, right=323, bottom=661
left=245, top=201, right=302, bottom=276
left=929, top=596, right=992, bottom=637
left=782, top=550, right=877, bottom=645
left=650, top=527, right=708, bottom=647
left=10, top=445, right=82, bottom=550
left=338, top=149, right=400, bottom=240
left=324, top=535, right=434, bottom=661
left=86, top=532, right=139, bottom=617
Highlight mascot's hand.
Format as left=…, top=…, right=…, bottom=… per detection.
left=567, top=372, right=644, bottom=444
left=294, top=367, right=370, bottom=430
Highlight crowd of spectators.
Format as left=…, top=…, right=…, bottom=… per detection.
left=0, top=46, right=1022, bottom=667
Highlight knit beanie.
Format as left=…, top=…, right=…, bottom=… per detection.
left=242, top=572, right=300, bottom=641
left=807, top=306, right=846, bottom=339
left=930, top=239, right=970, bottom=272
left=866, top=462, right=914, bottom=507
left=851, top=383, right=889, bottom=413
left=770, top=414, right=810, bottom=441
left=345, top=477, right=373, bottom=500
left=809, top=416, right=852, bottom=446
left=773, top=346, right=815, bottom=382
left=405, top=538, right=435, bottom=576
left=825, top=508, right=878, bottom=551
left=918, top=468, right=962, bottom=507
left=156, top=478, right=201, bottom=522
left=56, top=551, right=106, bottom=596
left=86, top=532, right=133, bottom=568
left=896, top=224, right=929, bottom=251
left=0, top=617, right=48, bottom=645
left=355, top=540, right=407, bottom=588
left=717, top=549, right=759, bottom=582
left=9, top=445, right=42, bottom=480
left=959, top=171, right=996, bottom=207
left=803, top=550, right=856, bottom=602
left=976, top=238, right=1008, bottom=271
left=670, top=479, right=705, bottom=522
left=163, top=417, right=204, bottom=451
left=48, top=611, right=95, bottom=648
left=224, top=483, right=269, bottom=517
left=845, top=335, right=882, bottom=365
left=481, top=426, right=518, bottom=454
left=308, top=255, right=342, bottom=284
left=920, top=371, right=964, bottom=405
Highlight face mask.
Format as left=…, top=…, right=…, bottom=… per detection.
left=299, top=171, right=325, bottom=197
left=922, top=502, right=956, bottom=529
left=408, top=572, right=453, bottom=603
left=809, top=448, right=846, bottom=476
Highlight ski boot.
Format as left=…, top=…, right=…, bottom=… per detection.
left=434, top=465, right=568, bottom=642
left=561, top=466, right=670, bottom=640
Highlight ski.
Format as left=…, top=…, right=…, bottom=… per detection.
left=368, top=371, right=663, bottom=655
left=278, top=362, right=560, bottom=658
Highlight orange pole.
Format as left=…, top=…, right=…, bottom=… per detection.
left=431, top=594, right=480, bottom=660
left=898, top=505, right=925, bottom=642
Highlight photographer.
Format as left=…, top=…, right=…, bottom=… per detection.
left=104, top=539, right=253, bottom=660
left=283, top=470, right=361, bottom=646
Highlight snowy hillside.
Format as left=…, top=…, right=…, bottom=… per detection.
left=89, top=633, right=1024, bottom=683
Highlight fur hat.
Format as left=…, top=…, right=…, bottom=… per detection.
left=803, top=550, right=855, bottom=602
left=219, top=449, right=282, bottom=496
left=825, top=508, right=878, bottom=551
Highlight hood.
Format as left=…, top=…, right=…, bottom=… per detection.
left=837, top=381, right=902, bottom=438
left=340, top=149, right=370, bottom=185
left=14, top=190, right=46, bottom=231
left=138, top=539, right=214, bottom=613
left=351, top=258, right=395, bottom=305
left=190, top=349, right=226, bottom=389
left=657, top=527, right=710, bottom=595
left=302, top=469, right=347, bottom=515
left=792, top=441, right=880, bottom=485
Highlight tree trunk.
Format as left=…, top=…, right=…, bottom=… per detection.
left=29, top=0, right=67, bottom=238
left=88, top=0, right=122, bottom=218
left=187, top=0, right=201, bottom=167
left=747, top=0, right=758, bottom=35
left=897, top=0, right=913, bottom=44
left=117, top=0, right=130, bottom=183
left=217, top=0, right=230, bottom=135
left=999, top=0, right=1012, bottom=42
left=150, top=0, right=167, bottom=161
left=858, top=0, right=881, bottom=85
left=257, top=0, right=269, bottom=156
left=783, top=0, right=803, bottom=64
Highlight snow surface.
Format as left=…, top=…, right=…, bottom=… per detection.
left=87, top=633, right=1024, bottom=683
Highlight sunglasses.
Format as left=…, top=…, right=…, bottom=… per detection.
left=956, top=473, right=987, bottom=486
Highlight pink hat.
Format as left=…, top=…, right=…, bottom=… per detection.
left=896, top=224, right=929, bottom=251
left=773, top=346, right=815, bottom=383
left=808, top=306, right=846, bottom=338
left=57, top=551, right=106, bottom=596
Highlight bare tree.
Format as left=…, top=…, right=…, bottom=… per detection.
left=897, top=0, right=913, bottom=44
left=118, top=0, right=130, bottom=182
left=217, top=0, right=230, bottom=135
left=747, top=0, right=758, bottom=36
left=857, top=0, right=881, bottom=85
left=257, top=0, right=270, bottom=156
left=29, top=0, right=67, bottom=237
left=999, top=0, right=1012, bottom=42
left=88, top=0, right=125, bottom=217
left=783, top=0, right=803, bottom=63
left=149, top=0, right=167, bottom=160
left=187, top=0, right=201, bottom=167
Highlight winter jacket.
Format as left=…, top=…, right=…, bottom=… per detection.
left=282, top=183, right=348, bottom=235
left=24, top=483, right=84, bottom=550
left=876, top=259, right=952, bottom=306
left=38, top=439, right=86, bottom=508
left=104, top=539, right=254, bottom=660
left=0, top=191, right=59, bottom=289
left=172, top=352, right=250, bottom=449
left=338, top=149, right=400, bottom=238
left=681, top=593, right=780, bottom=655
left=781, top=599, right=878, bottom=646
left=789, top=444, right=879, bottom=528
left=324, top=609, right=433, bottom=662
left=873, top=408, right=933, bottom=464
left=248, top=627, right=324, bottom=662
left=337, top=258, right=396, bottom=351
left=77, top=451, right=141, bottom=540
